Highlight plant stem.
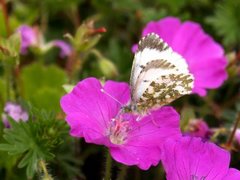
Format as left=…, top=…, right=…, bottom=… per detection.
left=40, top=1, right=48, bottom=33
left=39, top=160, right=53, bottom=180
left=90, top=48, right=104, bottom=59
left=104, top=150, right=112, bottom=180
left=226, top=113, right=240, bottom=150
left=0, top=0, right=10, bottom=36
left=117, top=165, right=127, bottom=180
left=5, top=64, right=12, bottom=101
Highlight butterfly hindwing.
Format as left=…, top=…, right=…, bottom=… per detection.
left=130, top=33, right=194, bottom=113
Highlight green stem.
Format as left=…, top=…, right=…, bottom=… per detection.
left=226, top=113, right=240, bottom=150
left=104, top=150, right=112, bottom=180
left=117, top=165, right=127, bottom=180
left=40, top=1, right=48, bottom=33
left=155, top=165, right=165, bottom=179
left=0, top=0, right=10, bottom=36
left=90, top=49, right=104, bottom=59
left=5, top=64, right=11, bottom=101
left=39, top=160, right=53, bottom=180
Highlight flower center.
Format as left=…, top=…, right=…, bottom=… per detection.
left=108, top=116, right=130, bottom=145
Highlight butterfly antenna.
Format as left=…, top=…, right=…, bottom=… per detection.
left=100, top=88, right=124, bottom=106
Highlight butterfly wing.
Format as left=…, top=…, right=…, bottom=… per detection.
left=130, top=33, right=194, bottom=113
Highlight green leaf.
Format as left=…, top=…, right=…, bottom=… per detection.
left=0, top=144, right=13, bottom=151
left=80, top=35, right=101, bottom=52
left=0, top=32, right=21, bottom=65
left=206, top=0, right=240, bottom=48
left=0, top=9, right=7, bottom=37
left=0, top=107, right=67, bottom=178
left=98, top=58, right=118, bottom=78
left=21, top=63, right=67, bottom=112
left=18, top=151, right=33, bottom=168
left=26, top=151, right=38, bottom=178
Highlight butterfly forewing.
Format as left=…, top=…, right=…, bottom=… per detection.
left=130, top=33, right=194, bottom=113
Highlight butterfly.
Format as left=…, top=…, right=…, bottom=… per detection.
left=124, top=33, right=194, bottom=116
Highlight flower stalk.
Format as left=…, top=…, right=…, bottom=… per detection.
left=117, top=165, right=127, bottom=180
left=226, top=113, right=240, bottom=150
left=0, top=0, right=10, bottom=36
left=39, top=160, right=53, bottom=180
left=104, top=150, right=112, bottom=180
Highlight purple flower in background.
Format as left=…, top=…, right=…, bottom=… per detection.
left=17, top=25, right=72, bottom=57
left=161, top=137, right=240, bottom=180
left=133, top=17, right=227, bottom=96
left=2, top=102, right=29, bottom=128
left=60, top=77, right=181, bottom=170
left=235, top=129, right=240, bottom=145
left=51, top=40, right=72, bottom=58
left=17, top=25, right=37, bottom=54
left=185, top=119, right=212, bottom=139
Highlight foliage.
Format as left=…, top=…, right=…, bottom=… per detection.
left=0, top=105, right=67, bottom=178
left=206, top=0, right=240, bottom=49
left=21, top=63, right=67, bottom=112
left=0, top=33, right=21, bottom=65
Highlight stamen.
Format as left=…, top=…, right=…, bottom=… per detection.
left=108, top=116, right=130, bottom=145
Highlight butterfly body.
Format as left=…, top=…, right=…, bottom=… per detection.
left=127, top=33, right=194, bottom=116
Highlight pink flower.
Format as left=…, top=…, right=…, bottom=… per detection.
left=185, top=119, right=212, bottom=139
left=161, top=137, right=240, bottom=180
left=235, top=129, right=240, bottom=145
left=17, top=25, right=72, bottom=57
left=60, top=77, right=181, bottom=170
left=51, top=40, right=72, bottom=58
left=133, top=17, right=227, bottom=96
left=2, top=102, right=29, bottom=128
left=17, top=25, right=37, bottom=54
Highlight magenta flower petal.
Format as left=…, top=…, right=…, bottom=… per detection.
left=17, top=25, right=37, bottom=54
left=52, top=40, right=72, bottom=58
left=61, top=77, right=181, bottom=169
left=135, top=17, right=227, bottom=96
left=161, top=137, right=239, bottom=180
left=224, top=168, right=240, bottom=180
left=142, top=17, right=181, bottom=44
left=110, top=106, right=181, bottom=170
left=170, top=21, right=227, bottom=96
left=60, top=77, right=129, bottom=145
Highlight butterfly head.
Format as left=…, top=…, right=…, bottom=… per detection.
left=122, top=102, right=148, bottom=117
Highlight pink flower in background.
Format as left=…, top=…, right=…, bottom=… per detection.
left=60, top=77, right=181, bottom=170
left=2, top=102, right=29, bottom=128
left=161, top=137, right=240, bottom=180
left=17, top=25, right=72, bottom=57
left=133, top=17, right=227, bottom=96
left=17, top=25, right=37, bottom=54
left=185, top=119, right=212, bottom=139
left=51, top=40, right=72, bottom=58
left=235, top=129, right=240, bottom=145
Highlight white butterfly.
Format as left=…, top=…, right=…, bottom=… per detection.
left=101, top=33, right=194, bottom=117
left=125, top=33, right=194, bottom=115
